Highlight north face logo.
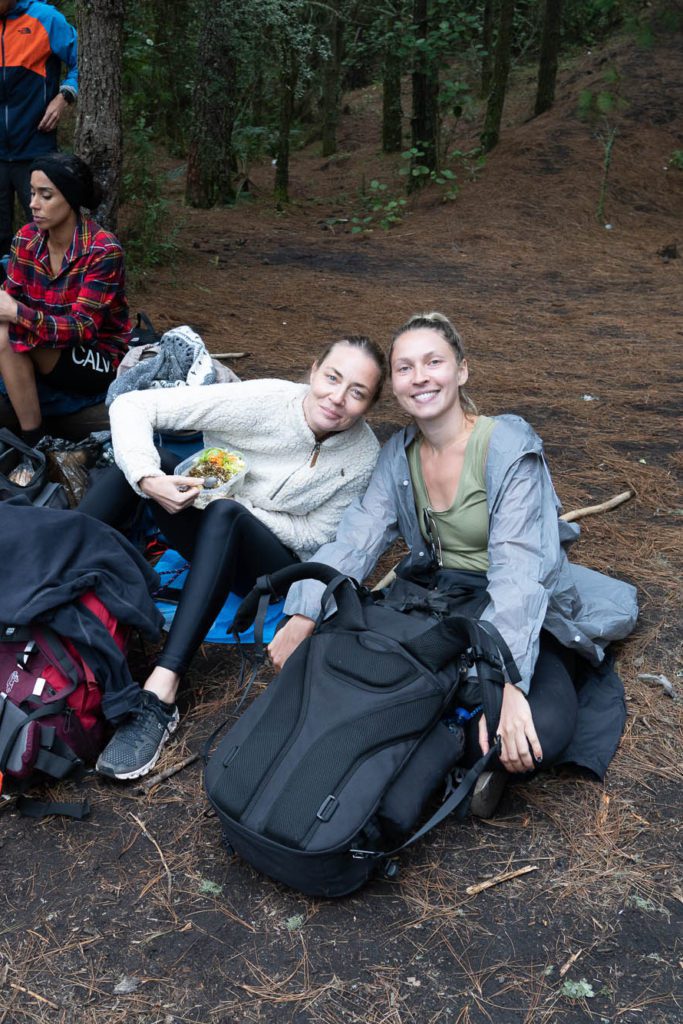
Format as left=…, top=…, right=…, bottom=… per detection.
left=18, top=28, right=32, bottom=35
left=4, top=670, right=19, bottom=693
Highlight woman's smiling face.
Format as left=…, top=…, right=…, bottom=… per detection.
left=390, top=327, right=468, bottom=422
left=302, top=342, right=381, bottom=439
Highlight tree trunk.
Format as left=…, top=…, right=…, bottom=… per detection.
left=343, top=6, right=371, bottom=91
left=534, top=0, right=564, bottom=116
left=252, top=64, right=265, bottom=127
left=274, top=49, right=298, bottom=204
left=74, top=0, right=124, bottom=231
left=321, top=5, right=343, bottom=158
left=186, top=0, right=238, bottom=208
left=382, top=14, right=403, bottom=152
left=151, top=0, right=191, bottom=154
left=480, top=0, right=515, bottom=153
left=409, top=0, right=439, bottom=189
left=481, top=0, right=495, bottom=98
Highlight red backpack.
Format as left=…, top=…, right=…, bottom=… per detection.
left=0, top=593, right=128, bottom=795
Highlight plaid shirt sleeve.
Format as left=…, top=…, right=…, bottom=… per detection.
left=6, top=233, right=128, bottom=353
left=2, top=241, right=24, bottom=303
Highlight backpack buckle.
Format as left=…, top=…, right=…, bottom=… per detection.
left=470, top=644, right=503, bottom=670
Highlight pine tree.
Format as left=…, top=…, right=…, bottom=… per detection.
left=74, top=0, right=125, bottom=230
left=480, top=0, right=515, bottom=152
left=535, top=0, right=564, bottom=116
left=409, top=0, right=439, bottom=188
left=186, top=0, right=238, bottom=208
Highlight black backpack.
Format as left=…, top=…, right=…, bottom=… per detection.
left=204, top=563, right=520, bottom=897
left=0, top=428, right=68, bottom=508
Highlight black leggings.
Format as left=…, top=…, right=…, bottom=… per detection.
left=466, top=631, right=579, bottom=770
left=79, top=451, right=298, bottom=676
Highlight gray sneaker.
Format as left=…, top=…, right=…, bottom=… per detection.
left=96, top=691, right=179, bottom=780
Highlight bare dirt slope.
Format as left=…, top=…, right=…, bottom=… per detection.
left=1, top=27, right=681, bottom=1024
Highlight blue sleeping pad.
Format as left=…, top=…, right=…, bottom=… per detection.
left=154, top=547, right=286, bottom=644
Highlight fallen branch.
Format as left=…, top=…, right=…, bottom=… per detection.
left=130, top=813, right=173, bottom=901
left=137, top=753, right=200, bottom=795
left=560, top=488, right=634, bottom=523
left=559, top=949, right=584, bottom=977
left=465, top=864, right=537, bottom=896
left=9, top=982, right=59, bottom=1011
left=596, top=793, right=610, bottom=828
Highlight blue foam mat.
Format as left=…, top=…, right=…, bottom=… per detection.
left=154, top=548, right=285, bottom=645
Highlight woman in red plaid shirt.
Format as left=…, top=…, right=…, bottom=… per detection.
left=0, top=153, right=130, bottom=444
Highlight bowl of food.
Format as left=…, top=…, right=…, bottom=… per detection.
left=175, top=447, right=247, bottom=508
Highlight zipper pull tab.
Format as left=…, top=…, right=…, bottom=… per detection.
left=309, top=442, right=321, bottom=467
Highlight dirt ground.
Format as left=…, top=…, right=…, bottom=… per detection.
left=1, top=25, right=682, bottom=1024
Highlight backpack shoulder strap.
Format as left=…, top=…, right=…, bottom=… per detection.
left=16, top=795, right=90, bottom=820
left=229, top=562, right=366, bottom=636
left=403, top=615, right=519, bottom=679
left=32, top=625, right=84, bottom=690
left=403, top=615, right=520, bottom=741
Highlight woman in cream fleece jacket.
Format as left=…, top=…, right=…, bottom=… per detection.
left=82, top=336, right=385, bottom=780
left=111, top=376, right=381, bottom=560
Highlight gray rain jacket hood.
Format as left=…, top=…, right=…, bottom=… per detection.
left=285, top=415, right=638, bottom=693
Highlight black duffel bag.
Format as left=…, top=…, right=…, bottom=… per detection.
left=204, top=562, right=519, bottom=898
left=0, top=429, right=68, bottom=507
left=0, top=427, right=48, bottom=501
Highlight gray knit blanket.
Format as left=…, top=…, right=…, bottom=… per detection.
left=106, top=325, right=220, bottom=406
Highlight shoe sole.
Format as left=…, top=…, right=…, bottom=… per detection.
left=96, top=712, right=179, bottom=781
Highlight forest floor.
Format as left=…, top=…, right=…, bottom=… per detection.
left=2, top=23, right=682, bottom=1024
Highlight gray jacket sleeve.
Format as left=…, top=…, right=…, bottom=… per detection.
left=479, top=453, right=560, bottom=693
left=284, top=444, right=401, bottom=619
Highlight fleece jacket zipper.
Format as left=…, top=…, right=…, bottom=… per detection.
left=269, top=442, right=322, bottom=500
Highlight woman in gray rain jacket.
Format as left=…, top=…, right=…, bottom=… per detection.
left=271, top=313, right=638, bottom=811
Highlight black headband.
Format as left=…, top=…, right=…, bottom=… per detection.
left=29, top=156, right=93, bottom=213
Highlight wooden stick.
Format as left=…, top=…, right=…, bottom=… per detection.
left=130, top=814, right=173, bottom=901
left=465, top=864, right=537, bottom=895
left=9, top=982, right=59, bottom=1011
left=211, top=351, right=249, bottom=360
left=136, top=753, right=200, bottom=795
left=560, top=488, right=634, bottom=523
left=559, top=949, right=584, bottom=977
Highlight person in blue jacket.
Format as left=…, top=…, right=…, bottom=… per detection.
left=0, top=0, right=78, bottom=257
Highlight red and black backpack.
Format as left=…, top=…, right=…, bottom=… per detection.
left=0, top=592, right=128, bottom=812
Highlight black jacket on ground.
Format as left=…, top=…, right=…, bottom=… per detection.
left=0, top=500, right=163, bottom=721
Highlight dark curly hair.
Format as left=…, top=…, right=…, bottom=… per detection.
left=29, top=152, right=103, bottom=213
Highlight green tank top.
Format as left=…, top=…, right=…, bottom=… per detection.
left=408, top=416, right=495, bottom=572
